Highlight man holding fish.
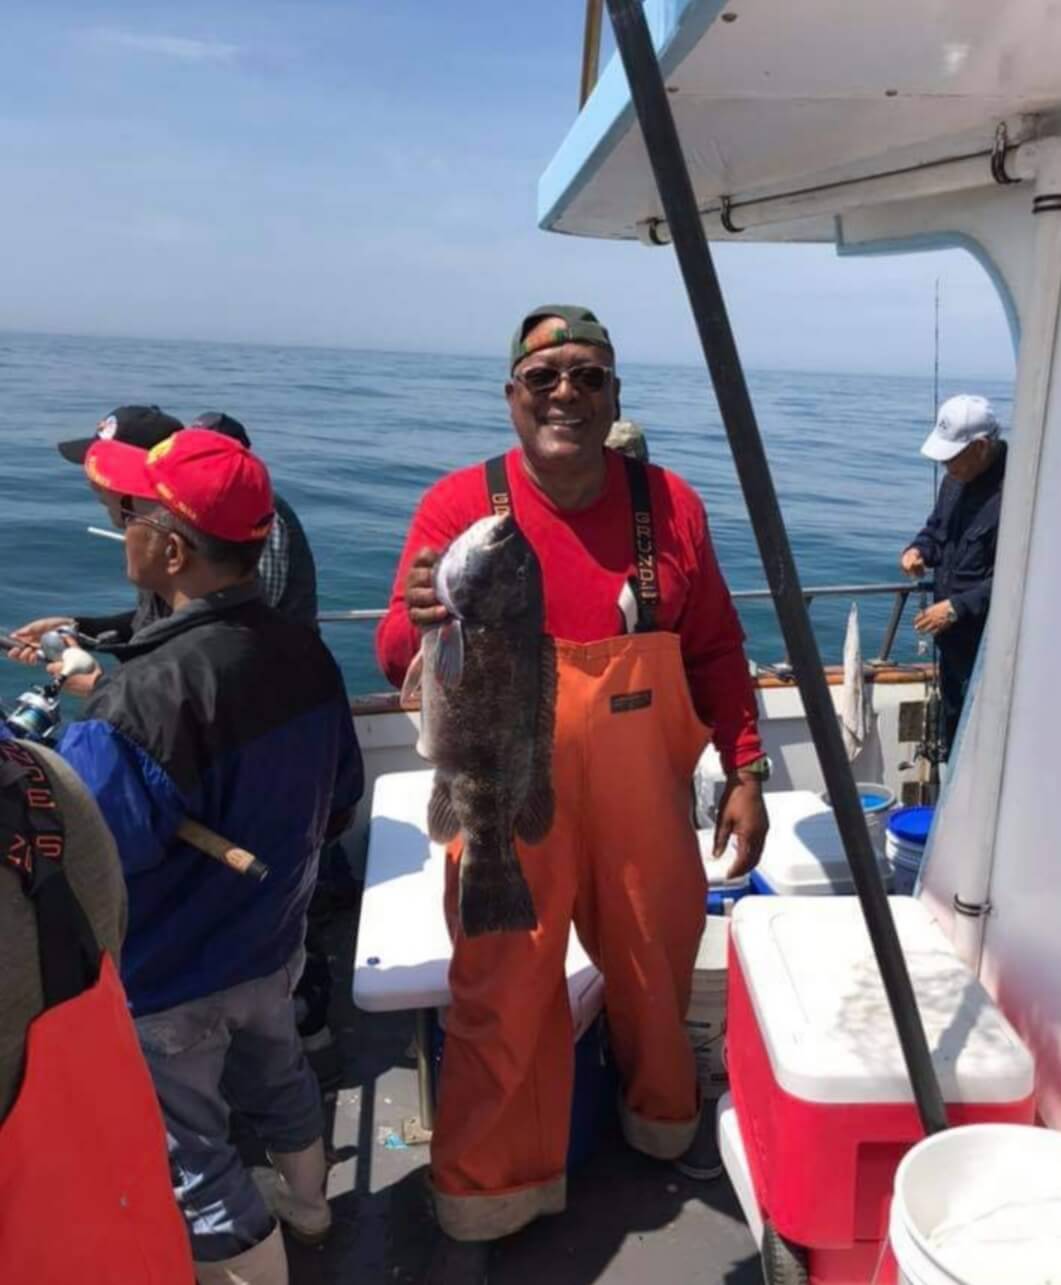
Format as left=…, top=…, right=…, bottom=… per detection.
left=379, top=305, right=769, bottom=1282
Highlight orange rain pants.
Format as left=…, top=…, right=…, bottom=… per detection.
left=432, top=632, right=710, bottom=1241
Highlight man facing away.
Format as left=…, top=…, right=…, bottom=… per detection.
left=56, top=429, right=362, bottom=1284
left=378, top=305, right=769, bottom=1283
left=901, top=394, right=1007, bottom=756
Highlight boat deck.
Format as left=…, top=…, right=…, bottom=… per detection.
left=248, top=902, right=759, bottom=1284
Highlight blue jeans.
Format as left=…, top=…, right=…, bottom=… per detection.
left=135, top=950, right=323, bottom=1262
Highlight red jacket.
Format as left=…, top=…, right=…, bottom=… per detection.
left=377, top=448, right=762, bottom=772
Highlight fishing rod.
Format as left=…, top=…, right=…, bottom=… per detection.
left=913, top=279, right=945, bottom=797
left=1, top=638, right=268, bottom=881
left=604, top=0, right=948, bottom=1136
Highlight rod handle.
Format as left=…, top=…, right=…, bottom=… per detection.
left=176, top=818, right=269, bottom=882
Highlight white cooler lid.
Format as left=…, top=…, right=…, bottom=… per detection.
left=755, top=790, right=890, bottom=895
left=731, top=897, right=1034, bottom=1105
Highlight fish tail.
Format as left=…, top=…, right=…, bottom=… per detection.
left=459, top=841, right=537, bottom=937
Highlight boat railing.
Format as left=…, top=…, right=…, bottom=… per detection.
left=319, top=580, right=930, bottom=668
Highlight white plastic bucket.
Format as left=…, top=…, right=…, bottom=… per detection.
left=687, top=916, right=729, bottom=1097
left=820, top=781, right=896, bottom=856
left=890, top=1124, right=1061, bottom=1284
left=887, top=831, right=926, bottom=894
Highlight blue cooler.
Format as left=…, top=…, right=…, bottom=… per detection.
left=748, top=790, right=894, bottom=896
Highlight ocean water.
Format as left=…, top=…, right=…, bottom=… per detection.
left=0, top=331, right=1013, bottom=708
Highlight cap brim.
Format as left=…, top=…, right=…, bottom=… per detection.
left=920, top=429, right=967, bottom=462
left=57, top=437, right=94, bottom=464
left=84, top=438, right=157, bottom=500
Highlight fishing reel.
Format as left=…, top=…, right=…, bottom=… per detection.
left=2, top=641, right=98, bottom=744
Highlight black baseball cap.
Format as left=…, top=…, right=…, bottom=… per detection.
left=189, top=411, right=252, bottom=448
left=58, top=405, right=184, bottom=465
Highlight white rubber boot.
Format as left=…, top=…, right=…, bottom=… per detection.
left=194, top=1224, right=289, bottom=1285
left=251, top=1139, right=332, bottom=1245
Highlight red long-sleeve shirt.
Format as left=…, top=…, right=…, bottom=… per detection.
left=376, top=448, right=763, bottom=772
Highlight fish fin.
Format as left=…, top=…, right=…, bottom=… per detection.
left=427, top=776, right=460, bottom=842
left=435, top=620, right=464, bottom=688
left=459, top=848, right=538, bottom=938
left=399, top=647, right=424, bottom=709
left=515, top=782, right=554, bottom=844
left=515, top=636, right=557, bottom=845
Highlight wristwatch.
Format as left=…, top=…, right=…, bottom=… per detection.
left=737, top=754, right=771, bottom=782
left=945, top=602, right=959, bottom=625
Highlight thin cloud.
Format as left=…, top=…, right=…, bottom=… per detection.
left=86, top=29, right=238, bottom=64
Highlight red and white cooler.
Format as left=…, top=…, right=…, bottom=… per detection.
left=725, top=897, right=1035, bottom=1284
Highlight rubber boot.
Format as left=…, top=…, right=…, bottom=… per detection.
left=422, top=1232, right=491, bottom=1285
left=194, top=1224, right=289, bottom=1285
left=251, top=1140, right=332, bottom=1245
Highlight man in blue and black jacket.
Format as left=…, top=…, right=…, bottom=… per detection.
left=901, top=394, right=1007, bottom=756
left=57, top=428, right=362, bottom=1285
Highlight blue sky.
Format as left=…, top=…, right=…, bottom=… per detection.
left=0, top=1, right=1014, bottom=379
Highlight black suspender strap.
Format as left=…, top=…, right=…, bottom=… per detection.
left=624, top=456, right=659, bottom=632
left=484, top=454, right=659, bottom=632
left=484, top=455, right=511, bottom=516
left=0, top=740, right=100, bottom=1008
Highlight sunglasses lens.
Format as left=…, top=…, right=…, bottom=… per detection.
left=571, top=366, right=608, bottom=392
left=520, top=367, right=560, bottom=393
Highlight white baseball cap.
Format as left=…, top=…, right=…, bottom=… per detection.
left=921, top=394, right=1000, bottom=462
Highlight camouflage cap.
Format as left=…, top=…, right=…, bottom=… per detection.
left=509, top=304, right=613, bottom=371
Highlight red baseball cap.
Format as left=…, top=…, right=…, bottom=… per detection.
left=85, top=429, right=274, bottom=543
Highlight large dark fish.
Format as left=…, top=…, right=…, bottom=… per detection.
left=403, top=515, right=556, bottom=936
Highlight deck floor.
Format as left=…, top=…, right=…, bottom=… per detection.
left=243, top=902, right=761, bottom=1285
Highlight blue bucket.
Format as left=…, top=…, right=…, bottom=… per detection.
left=887, top=805, right=935, bottom=846
left=886, top=805, right=935, bottom=894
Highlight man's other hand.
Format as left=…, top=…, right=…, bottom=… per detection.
left=713, top=774, right=769, bottom=877
left=404, top=548, right=448, bottom=631
left=900, top=548, right=926, bottom=578
left=6, top=617, right=76, bottom=666
left=914, top=600, right=956, bottom=636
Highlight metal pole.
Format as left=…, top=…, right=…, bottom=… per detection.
left=415, top=1008, right=436, bottom=1131
left=604, top=0, right=948, bottom=1135
left=874, top=589, right=912, bottom=665
left=580, top=0, right=605, bottom=107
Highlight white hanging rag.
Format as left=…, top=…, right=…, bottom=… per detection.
left=841, top=601, right=869, bottom=760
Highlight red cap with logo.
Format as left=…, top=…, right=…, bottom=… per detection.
left=85, top=429, right=274, bottom=543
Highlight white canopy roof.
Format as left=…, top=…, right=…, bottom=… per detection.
left=539, top=0, right=1061, bottom=243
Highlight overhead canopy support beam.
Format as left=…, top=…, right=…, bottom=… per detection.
left=637, top=134, right=1041, bottom=244
left=605, top=0, right=950, bottom=1137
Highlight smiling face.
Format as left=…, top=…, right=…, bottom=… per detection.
left=505, top=325, right=619, bottom=477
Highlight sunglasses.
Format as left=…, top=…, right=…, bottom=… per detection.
left=118, top=500, right=198, bottom=550
left=514, top=363, right=613, bottom=395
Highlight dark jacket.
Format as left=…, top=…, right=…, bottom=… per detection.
left=58, top=584, right=361, bottom=1017
left=77, top=492, right=319, bottom=642
left=910, top=441, right=1006, bottom=657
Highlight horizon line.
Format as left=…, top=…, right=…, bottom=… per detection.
left=0, top=325, right=1016, bottom=386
